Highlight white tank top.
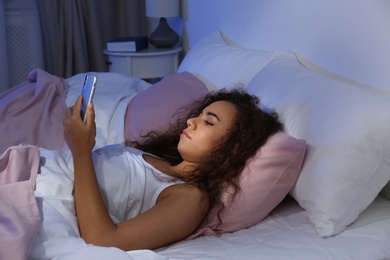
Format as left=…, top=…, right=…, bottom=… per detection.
left=93, top=145, right=184, bottom=220
left=35, top=145, right=184, bottom=225
left=138, top=149, right=184, bottom=214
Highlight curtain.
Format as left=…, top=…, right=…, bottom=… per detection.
left=0, top=0, right=8, bottom=92
left=37, top=0, right=147, bottom=78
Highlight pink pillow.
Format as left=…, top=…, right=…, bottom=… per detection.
left=189, top=131, right=306, bottom=238
left=124, top=72, right=209, bottom=142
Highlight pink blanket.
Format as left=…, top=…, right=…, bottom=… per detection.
left=0, top=145, right=41, bottom=260
left=0, top=69, right=67, bottom=259
left=0, top=69, right=67, bottom=153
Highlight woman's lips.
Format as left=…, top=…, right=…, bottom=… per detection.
left=181, top=130, right=191, bottom=139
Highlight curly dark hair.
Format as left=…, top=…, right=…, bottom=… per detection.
left=126, top=88, right=284, bottom=228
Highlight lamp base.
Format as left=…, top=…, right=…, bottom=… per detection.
left=149, top=17, right=179, bottom=48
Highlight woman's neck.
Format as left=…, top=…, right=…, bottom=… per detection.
left=142, top=154, right=197, bottom=179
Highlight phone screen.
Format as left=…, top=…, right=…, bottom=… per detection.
left=80, top=74, right=97, bottom=122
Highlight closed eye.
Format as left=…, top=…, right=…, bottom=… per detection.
left=200, top=110, right=220, bottom=126
left=204, top=120, right=214, bottom=126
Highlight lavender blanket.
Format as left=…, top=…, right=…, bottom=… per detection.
left=0, top=69, right=67, bottom=153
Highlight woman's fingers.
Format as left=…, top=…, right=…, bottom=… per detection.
left=63, top=95, right=96, bottom=151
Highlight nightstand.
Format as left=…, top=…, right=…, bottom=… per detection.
left=104, top=47, right=182, bottom=80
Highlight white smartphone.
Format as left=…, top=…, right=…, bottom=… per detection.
left=80, top=74, right=97, bottom=122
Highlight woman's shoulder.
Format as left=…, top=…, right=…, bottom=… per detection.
left=156, top=183, right=210, bottom=227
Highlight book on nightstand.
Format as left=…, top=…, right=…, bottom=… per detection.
left=106, top=36, right=148, bottom=52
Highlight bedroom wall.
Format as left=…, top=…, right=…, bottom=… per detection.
left=181, top=0, right=390, bottom=92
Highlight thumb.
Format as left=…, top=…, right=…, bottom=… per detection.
left=85, top=103, right=95, bottom=126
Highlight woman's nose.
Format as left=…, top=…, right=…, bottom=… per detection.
left=187, top=118, right=196, bottom=129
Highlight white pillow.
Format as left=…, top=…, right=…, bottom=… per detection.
left=178, top=30, right=287, bottom=90
left=381, top=182, right=390, bottom=201
left=246, top=52, right=390, bottom=238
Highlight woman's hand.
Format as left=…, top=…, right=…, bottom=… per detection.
left=63, top=95, right=96, bottom=155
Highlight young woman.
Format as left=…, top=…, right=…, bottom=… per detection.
left=62, top=88, right=283, bottom=251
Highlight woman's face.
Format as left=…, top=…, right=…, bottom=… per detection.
left=178, top=100, right=237, bottom=164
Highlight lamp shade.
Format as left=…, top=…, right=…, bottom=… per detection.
left=146, top=0, right=179, bottom=18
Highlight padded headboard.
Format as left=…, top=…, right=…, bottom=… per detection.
left=180, top=0, right=390, bottom=93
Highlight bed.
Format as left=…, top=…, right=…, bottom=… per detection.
left=1, top=0, right=390, bottom=259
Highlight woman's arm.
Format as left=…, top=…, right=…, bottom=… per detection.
left=64, top=97, right=209, bottom=251
left=63, top=96, right=117, bottom=241
left=96, top=183, right=209, bottom=250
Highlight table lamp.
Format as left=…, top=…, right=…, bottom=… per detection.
left=146, top=0, right=180, bottom=48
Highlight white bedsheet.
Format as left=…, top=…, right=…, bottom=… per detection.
left=29, top=191, right=390, bottom=260
left=155, top=196, right=390, bottom=260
